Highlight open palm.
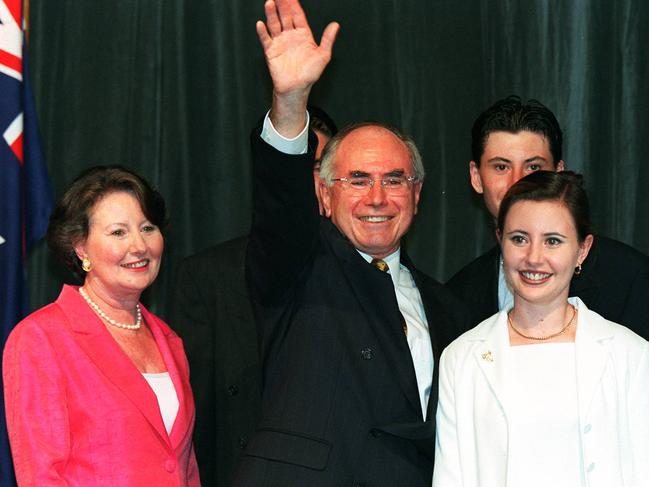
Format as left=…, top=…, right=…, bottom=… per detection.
left=256, top=0, right=339, bottom=95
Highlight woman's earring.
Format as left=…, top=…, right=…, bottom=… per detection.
left=574, top=263, right=582, bottom=276
left=81, top=258, right=92, bottom=272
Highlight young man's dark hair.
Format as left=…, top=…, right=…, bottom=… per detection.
left=471, top=95, right=563, bottom=165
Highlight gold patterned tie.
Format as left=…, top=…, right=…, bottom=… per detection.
left=371, top=258, right=408, bottom=336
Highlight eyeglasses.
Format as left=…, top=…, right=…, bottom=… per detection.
left=331, top=176, right=419, bottom=194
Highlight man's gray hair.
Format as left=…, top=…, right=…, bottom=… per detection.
left=318, top=122, right=425, bottom=186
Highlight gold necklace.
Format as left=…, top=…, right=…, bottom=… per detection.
left=508, top=304, right=576, bottom=341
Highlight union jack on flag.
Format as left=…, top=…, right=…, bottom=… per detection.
left=1, top=1, right=52, bottom=484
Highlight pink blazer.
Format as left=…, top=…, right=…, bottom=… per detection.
left=3, top=285, right=201, bottom=486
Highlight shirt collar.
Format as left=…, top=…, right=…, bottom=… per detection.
left=498, top=254, right=514, bottom=311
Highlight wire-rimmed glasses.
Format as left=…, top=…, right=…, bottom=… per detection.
left=330, top=176, right=418, bottom=194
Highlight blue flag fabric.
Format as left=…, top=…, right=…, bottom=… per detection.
left=1, top=1, right=53, bottom=484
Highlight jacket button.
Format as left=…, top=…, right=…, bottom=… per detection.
left=164, top=459, right=176, bottom=472
left=238, top=437, right=248, bottom=449
left=360, top=348, right=373, bottom=360
left=227, top=385, right=239, bottom=396
left=370, top=429, right=381, bottom=438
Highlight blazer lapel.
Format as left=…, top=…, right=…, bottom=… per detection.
left=573, top=299, right=613, bottom=421
left=144, top=307, right=195, bottom=449
left=470, top=312, right=510, bottom=415
left=58, top=286, right=171, bottom=446
left=325, top=224, right=422, bottom=418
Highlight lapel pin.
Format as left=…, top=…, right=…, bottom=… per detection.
left=481, top=350, right=493, bottom=362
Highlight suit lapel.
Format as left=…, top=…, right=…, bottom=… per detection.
left=402, top=255, right=439, bottom=421
left=324, top=224, right=422, bottom=418
left=402, top=254, right=439, bottom=364
left=225, top=238, right=260, bottom=370
left=57, top=286, right=172, bottom=447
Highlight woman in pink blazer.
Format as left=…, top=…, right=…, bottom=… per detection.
left=3, top=167, right=200, bottom=486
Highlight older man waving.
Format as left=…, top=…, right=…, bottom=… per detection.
left=233, top=1, right=468, bottom=486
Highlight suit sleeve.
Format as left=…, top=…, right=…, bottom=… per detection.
left=246, top=126, right=320, bottom=306
left=432, top=346, right=463, bottom=487
left=619, top=259, right=649, bottom=341
left=2, top=322, right=70, bottom=486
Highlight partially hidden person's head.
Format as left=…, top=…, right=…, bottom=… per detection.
left=318, top=122, right=425, bottom=259
left=308, top=104, right=338, bottom=162
left=469, top=95, right=565, bottom=219
left=47, top=166, right=167, bottom=295
left=496, top=170, right=593, bottom=305
left=308, top=105, right=338, bottom=214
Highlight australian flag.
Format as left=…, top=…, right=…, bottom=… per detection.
left=1, top=0, right=53, bottom=484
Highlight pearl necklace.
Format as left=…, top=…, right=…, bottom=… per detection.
left=79, top=287, right=142, bottom=330
left=508, top=304, right=576, bottom=341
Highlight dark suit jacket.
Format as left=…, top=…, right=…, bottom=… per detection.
left=171, top=236, right=261, bottom=487
left=233, top=129, right=468, bottom=487
left=446, top=236, right=649, bottom=340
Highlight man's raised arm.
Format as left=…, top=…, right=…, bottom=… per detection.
left=256, top=0, right=339, bottom=138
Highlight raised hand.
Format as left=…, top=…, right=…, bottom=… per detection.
left=256, top=0, right=339, bottom=136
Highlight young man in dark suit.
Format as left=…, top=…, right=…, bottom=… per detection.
left=447, top=96, right=649, bottom=339
left=232, top=1, right=467, bottom=485
left=170, top=107, right=336, bottom=486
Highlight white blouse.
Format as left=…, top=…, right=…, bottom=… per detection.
left=506, top=343, right=586, bottom=487
left=142, top=372, right=179, bottom=435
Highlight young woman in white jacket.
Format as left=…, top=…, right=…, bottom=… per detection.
left=433, top=171, right=649, bottom=487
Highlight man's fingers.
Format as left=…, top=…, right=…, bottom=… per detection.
left=289, top=0, right=309, bottom=30
left=256, top=20, right=272, bottom=49
left=276, top=0, right=296, bottom=31
left=319, top=22, right=340, bottom=54
left=264, top=0, right=282, bottom=37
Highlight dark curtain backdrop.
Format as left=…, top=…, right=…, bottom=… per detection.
left=25, top=0, right=649, bottom=318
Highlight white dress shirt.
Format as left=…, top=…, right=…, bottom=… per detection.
left=497, top=256, right=514, bottom=312
left=261, top=109, right=310, bottom=154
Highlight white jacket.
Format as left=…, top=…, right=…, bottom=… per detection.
left=433, top=298, right=649, bottom=487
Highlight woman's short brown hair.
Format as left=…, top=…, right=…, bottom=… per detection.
left=47, top=166, right=167, bottom=279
